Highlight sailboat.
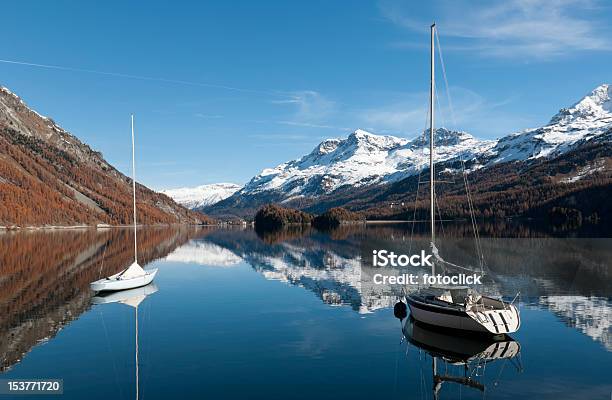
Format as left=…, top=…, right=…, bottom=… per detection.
left=91, top=115, right=158, bottom=292
left=92, top=282, right=158, bottom=400
left=404, top=24, right=520, bottom=335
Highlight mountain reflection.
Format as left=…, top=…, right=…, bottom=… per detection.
left=1, top=225, right=610, bottom=374
left=165, top=240, right=242, bottom=267
left=0, top=226, right=205, bottom=372
left=540, top=296, right=611, bottom=351
left=183, top=226, right=611, bottom=349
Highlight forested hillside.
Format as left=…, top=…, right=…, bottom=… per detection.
left=0, top=86, right=211, bottom=227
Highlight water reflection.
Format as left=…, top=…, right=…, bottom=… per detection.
left=1, top=223, right=611, bottom=393
left=165, top=241, right=242, bottom=267
left=401, top=316, right=522, bottom=399
left=92, top=282, right=157, bottom=400
left=540, top=295, right=612, bottom=351
left=171, top=226, right=611, bottom=350
left=92, top=282, right=158, bottom=306
left=0, top=227, right=204, bottom=372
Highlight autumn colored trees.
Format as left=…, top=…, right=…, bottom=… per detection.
left=0, top=126, right=210, bottom=226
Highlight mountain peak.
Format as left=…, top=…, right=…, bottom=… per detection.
left=550, top=84, right=611, bottom=125
left=304, top=130, right=405, bottom=164
left=346, top=129, right=406, bottom=150
left=350, top=128, right=375, bottom=138
left=347, top=129, right=379, bottom=143
left=412, top=127, right=474, bottom=147
left=162, top=183, right=242, bottom=209
left=574, top=84, right=611, bottom=111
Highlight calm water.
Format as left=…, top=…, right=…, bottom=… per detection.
left=0, top=225, right=611, bottom=399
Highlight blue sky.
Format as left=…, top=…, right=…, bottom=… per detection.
left=1, top=0, right=611, bottom=189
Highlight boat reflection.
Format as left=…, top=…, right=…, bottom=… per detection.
left=92, top=282, right=159, bottom=306
left=92, top=282, right=158, bottom=400
left=0, top=227, right=202, bottom=373
left=400, top=314, right=522, bottom=398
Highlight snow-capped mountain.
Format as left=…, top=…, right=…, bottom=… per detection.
left=489, top=84, right=612, bottom=163
left=240, top=128, right=494, bottom=198
left=162, top=183, right=241, bottom=209
left=207, top=84, right=611, bottom=217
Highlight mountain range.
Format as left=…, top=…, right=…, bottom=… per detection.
left=0, top=85, right=210, bottom=227
left=2, top=82, right=610, bottom=226
left=162, top=183, right=241, bottom=209
left=181, top=84, right=612, bottom=222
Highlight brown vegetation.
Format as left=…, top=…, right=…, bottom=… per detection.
left=0, top=89, right=212, bottom=226
left=0, top=226, right=207, bottom=371
left=362, top=140, right=612, bottom=227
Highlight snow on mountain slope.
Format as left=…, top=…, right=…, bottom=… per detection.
left=489, top=84, right=612, bottom=163
left=228, top=84, right=611, bottom=204
left=162, top=183, right=241, bottom=209
left=239, top=128, right=495, bottom=199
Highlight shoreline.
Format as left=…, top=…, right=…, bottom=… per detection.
left=364, top=219, right=463, bottom=224
left=0, top=223, right=219, bottom=231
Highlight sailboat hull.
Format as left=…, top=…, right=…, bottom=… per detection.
left=406, top=295, right=520, bottom=334
left=407, top=297, right=487, bottom=333
left=90, top=269, right=158, bottom=292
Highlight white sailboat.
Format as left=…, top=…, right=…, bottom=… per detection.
left=91, top=115, right=158, bottom=292
left=405, top=24, right=521, bottom=335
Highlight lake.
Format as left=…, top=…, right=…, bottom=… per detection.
left=0, top=224, right=610, bottom=399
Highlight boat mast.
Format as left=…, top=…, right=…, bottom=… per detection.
left=429, top=23, right=436, bottom=275
left=131, top=115, right=138, bottom=264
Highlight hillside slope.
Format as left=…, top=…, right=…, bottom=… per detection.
left=0, top=86, right=211, bottom=227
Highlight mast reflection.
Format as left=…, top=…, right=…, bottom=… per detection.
left=400, top=312, right=522, bottom=399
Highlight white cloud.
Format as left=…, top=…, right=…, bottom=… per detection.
left=361, top=102, right=427, bottom=134
left=271, top=90, right=337, bottom=122
left=380, top=0, right=612, bottom=59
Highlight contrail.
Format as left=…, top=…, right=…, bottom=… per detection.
left=0, top=58, right=287, bottom=98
